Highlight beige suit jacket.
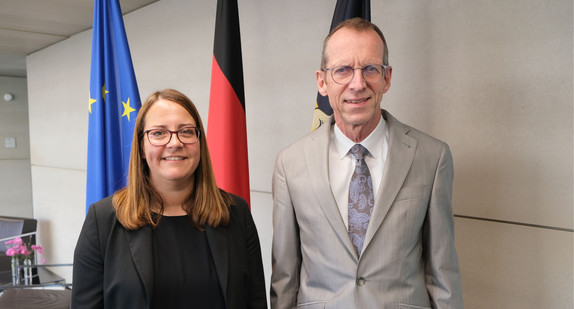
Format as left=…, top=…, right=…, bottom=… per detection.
left=271, top=110, right=463, bottom=309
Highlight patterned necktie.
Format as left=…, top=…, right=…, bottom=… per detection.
left=348, top=144, right=374, bottom=256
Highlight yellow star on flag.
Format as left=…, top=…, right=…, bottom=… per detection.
left=89, top=93, right=97, bottom=113
left=102, top=85, right=109, bottom=102
left=122, top=98, right=136, bottom=121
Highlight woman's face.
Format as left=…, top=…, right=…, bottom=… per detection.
left=142, top=99, right=200, bottom=189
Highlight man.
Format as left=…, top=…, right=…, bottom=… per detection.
left=271, top=18, right=463, bottom=308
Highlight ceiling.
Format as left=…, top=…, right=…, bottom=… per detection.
left=0, top=0, right=158, bottom=78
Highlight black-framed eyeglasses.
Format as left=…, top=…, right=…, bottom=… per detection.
left=144, top=127, right=200, bottom=146
left=322, top=64, right=389, bottom=85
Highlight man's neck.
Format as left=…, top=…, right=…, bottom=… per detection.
left=335, top=113, right=381, bottom=143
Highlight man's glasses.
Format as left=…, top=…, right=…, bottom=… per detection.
left=144, top=127, right=200, bottom=146
left=322, top=64, right=388, bottom=85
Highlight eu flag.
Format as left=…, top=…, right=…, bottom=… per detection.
left=86, top=0, right=141, bottom=212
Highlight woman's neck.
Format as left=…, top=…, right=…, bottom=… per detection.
left=152, top=180, right=193, bottom=216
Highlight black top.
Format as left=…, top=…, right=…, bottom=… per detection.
left=151, top=215, right=225, bottom=309
left=73, top=194, right=267, bottom=308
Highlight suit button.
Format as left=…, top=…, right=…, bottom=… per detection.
left=356, top=277, right=366, bottom=286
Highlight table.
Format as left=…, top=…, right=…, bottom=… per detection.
left=0, top=265, right=71, bottom=308
left=0, top=288, right=71, bottom=309
left=0, top=264, right=70, bottom=289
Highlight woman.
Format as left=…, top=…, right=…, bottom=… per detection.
left=72, top=89, right=267, bottom=308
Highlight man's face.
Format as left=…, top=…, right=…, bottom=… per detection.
left=316, top=28, right=392, bottom=135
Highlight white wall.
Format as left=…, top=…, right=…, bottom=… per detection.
left=25, top=0, right=572, bottom=308
left=0, top=76, right=33, bottom=218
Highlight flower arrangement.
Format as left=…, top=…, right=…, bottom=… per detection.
left=5, top=237, right=45, bottom=264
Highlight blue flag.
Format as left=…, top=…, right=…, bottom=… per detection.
left=86, top=0, right=141, bottom=212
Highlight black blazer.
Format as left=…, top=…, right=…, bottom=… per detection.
left=72, top=194, right=267, bottom=309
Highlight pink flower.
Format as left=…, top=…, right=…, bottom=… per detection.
left=6, top=247, right=19, bottom=256
left=5, top=237, right=22, bottom=246
left=19, top=246, right=31, bottom=255
left=31, top=245, right=43, bottom=254
left=4, top=238, right=44, bottom=262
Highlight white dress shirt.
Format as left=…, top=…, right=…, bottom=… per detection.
left=328, top=117, right=389, bottom=229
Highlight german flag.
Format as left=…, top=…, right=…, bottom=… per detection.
left=207, top=0, right=250, bottom=206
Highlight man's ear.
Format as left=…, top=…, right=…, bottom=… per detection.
left=316, top=70, right=328, bottom=96
left=382, top=66, right=392, bottom=94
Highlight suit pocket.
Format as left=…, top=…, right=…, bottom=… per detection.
left=395, top=185, right=427, bottom=201
left=398, top=303, right=431, bottom=309
left=297, top=301, right=326, bottom=308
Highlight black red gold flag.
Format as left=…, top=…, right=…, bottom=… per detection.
left=207, top=0, right=250, bottom=206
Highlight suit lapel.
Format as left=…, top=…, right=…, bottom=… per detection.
left=124, top=226, right=154, bottom=302
left=363, top=111, right=417, bottom=252
left=307, top=120, right=358, bottom=260
left=206, top=225, right=229, bottom=307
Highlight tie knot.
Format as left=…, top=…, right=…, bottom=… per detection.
left=350, top=144, right=368, bottom=161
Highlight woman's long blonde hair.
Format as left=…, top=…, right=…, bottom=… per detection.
left=113, top=89, right=231, bottom=230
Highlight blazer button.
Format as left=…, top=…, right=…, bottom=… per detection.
left=356, top=277, right=366, bottom=286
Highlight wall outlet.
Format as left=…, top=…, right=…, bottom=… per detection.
left=4, top=137, right=16, bottom=149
